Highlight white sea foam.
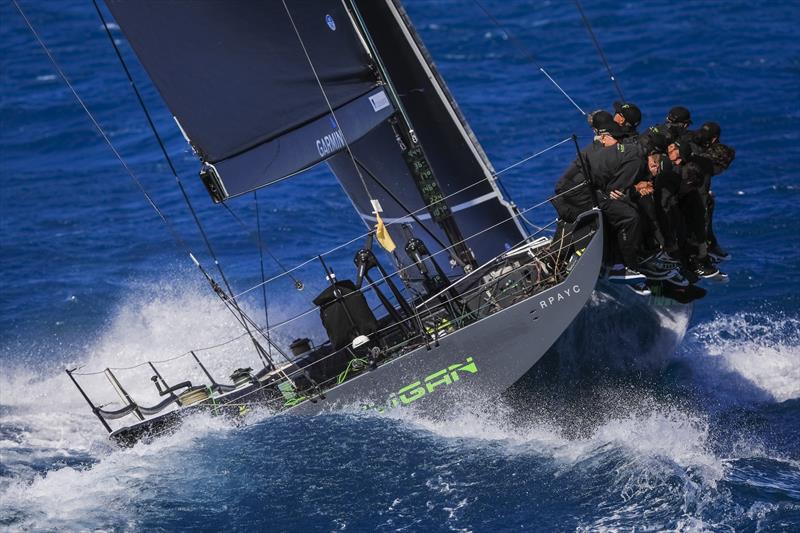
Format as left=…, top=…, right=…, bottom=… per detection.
left=0, top=412, right=234, bottom=530
left=386, top=400, right=722, bottom=478
left=1, top=280, right=796, bottom=529
left=0, top=277, right=297, bottom=526
left=676, top=312, right=800, bottom=403
left=0, top=281, right=259, bottom=462
left=1, top=277, right=306, bottom=416
left=381, top=397, right=728, bottom=532
left=382, top=315, right=799, bottom=475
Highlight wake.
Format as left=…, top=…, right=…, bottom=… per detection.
left=0, top=278, right=797, bottom=529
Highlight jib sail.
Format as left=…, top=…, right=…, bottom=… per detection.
left=328, top=0, right=527, bottom=266
left=105, top=0, right=393, bottom=201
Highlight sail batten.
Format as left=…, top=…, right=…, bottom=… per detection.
left=106, top=0, right=390, bottom=199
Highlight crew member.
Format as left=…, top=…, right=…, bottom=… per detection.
left=646, top=135, right=682, bottom=256
left=585, top=121, right=646, bottom=278
left=633, top=152, right=666, bottom=255
left=694, top=121, right=736, bottom=260
left=553, top=117, right=646, bottom=280
left=649, top=106, right=693, bottom=143
left=612, top=101, right=642, bottom=142
left=551, top=111, right=617, bottom=222
left=669, top=139, right=719, bottom=278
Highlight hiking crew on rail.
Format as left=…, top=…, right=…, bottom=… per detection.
left=552, top=103, right=735, bottom=291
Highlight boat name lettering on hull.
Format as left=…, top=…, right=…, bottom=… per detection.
left=316, top=129, right=345, bottom=157
left=538, top=284, right=581, bottom=309
left=364, top=356, right=477, bottom=413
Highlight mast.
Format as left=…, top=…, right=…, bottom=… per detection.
left=344, top=0, right=478, bottom=270
left=328, top=0, right=527, bottom=268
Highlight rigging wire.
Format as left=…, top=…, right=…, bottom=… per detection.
left=74, top=177, right=577, bottom=378
left=254, top=190, right=272, bottom=357
left=10, top=0, right=188, bottom=253
left=572, top=0, right=626, bottom=101
left=220, top=201, right=304, bottom=290
left=88, top=0, right=288, bottom=370
left=76, top=212, right=559, bottom=378
left=85, top=177, right=572, bottom=380
left=90, top=2, right=250, bottom=310
left=234, top=180, right=587, bottom=334
left=470, top=0, right=586, bottom=115
left=72, top=330, right=251, bottom=376
left=280, top=0, right=375, bottom=220
left=86, top=225, right=578, bottom=415
left=232, top=136, right=572, bottom=299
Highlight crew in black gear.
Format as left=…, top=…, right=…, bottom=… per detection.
left=555, top=102, right=733, bottom=286
left=646, top=138, right=683, bottom=254
left=552, top=112, right=617, bottom=222
left=669, top=138, right=718, bottom=277
left=692, top=122, right=736, bottom=259
left=578, top=120, right=644, bottom=269
left=632, top=151, right=668, bottom=254
left=648, top=106, right=693, bottom=143
left=613, top=101, right=642, bottom=143
left=552, top=145, right=598, bottom=223
left=554, top=114, right=645, bottom=270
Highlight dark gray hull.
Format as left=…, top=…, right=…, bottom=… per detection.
left=289, top=213, right=605, bottom=415
left=539, top=281, right=693, bottom=379
left=106, top=212, right=603, bottom=444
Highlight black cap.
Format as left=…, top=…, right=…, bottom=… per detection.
left=700, top=121, right=721, bottom=139
left=590, top=110, right=615, bottom=130
left=613, top=101, right=642, bottom=127
left=596, top=120, right=625, bottom=140
left=667, top=106, right=692, bottom=124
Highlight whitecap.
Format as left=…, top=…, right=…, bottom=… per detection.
left=677, top=311, right=800, bottom=403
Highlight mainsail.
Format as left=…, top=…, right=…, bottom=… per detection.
left=328, top=0, right=527, bottom=266
left=105, top=0, right=393, bottom=201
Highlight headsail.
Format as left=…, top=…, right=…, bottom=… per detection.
left=329, top=0, right=527, bottom=266
left=105, top=0, right=393, bottom=201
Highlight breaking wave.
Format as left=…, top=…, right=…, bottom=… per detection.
left=676, top=312, right=800, bottom=403
left=0, top=278, right=295, bottom=519
left=1, top=281, right=798, bottom=530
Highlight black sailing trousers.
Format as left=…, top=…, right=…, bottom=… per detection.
left=634, top=191, right=666, bottom=253
left=599, top=196, right=641, bottom=269
left=677, top=188, right=708, bottom=260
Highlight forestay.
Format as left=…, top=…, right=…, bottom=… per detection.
left=106, top=0, right=393, bottom=200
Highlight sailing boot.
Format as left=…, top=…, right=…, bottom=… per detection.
left=708, top=242, right=730, bottom=263
left=691, top=256, right=720, bottom=279
left=607, top=264, right=647, bottom=284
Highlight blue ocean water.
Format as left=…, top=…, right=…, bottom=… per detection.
left=1, top=0, right=799, bottom=530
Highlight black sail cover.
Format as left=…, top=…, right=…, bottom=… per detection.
left=105, top=0, right=394, bottom=199
left=328, top=0, right=527, bottom=267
